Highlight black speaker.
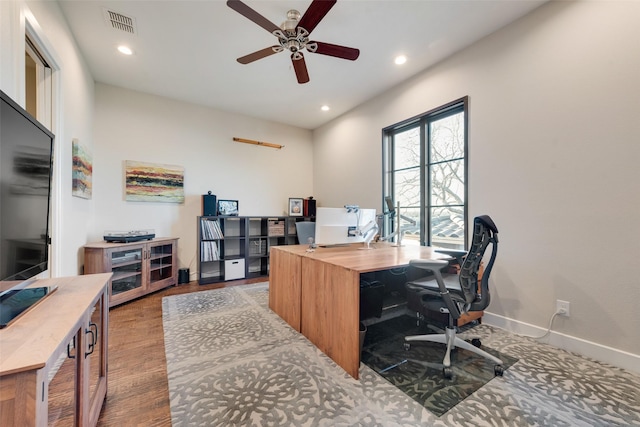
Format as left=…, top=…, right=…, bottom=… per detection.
left=202, top=192, right=217, bottom=216
left=178, top=268, right=190, bottom=284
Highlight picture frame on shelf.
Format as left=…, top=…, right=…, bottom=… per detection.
left=217, top=199, right=239, bottom=216
left=289, top=198, right=303, bottom=216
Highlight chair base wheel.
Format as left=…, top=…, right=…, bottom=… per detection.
left=471, top=338, right=482, bottom=347
left=443, top=367, right=453, bottom=379
left=494, top=365, right=504, bottom=376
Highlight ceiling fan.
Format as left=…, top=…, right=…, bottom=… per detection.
left=226, top=0, right=360, bottom=84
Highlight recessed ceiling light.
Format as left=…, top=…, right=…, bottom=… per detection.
left=394, top=55, right=407, bottom=65
left=321, top=105, right=330, bottom=112
left=117, top=45, right=133, bottom=55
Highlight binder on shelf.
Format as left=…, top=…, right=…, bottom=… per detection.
left=303, top=198, right=316, bottom=217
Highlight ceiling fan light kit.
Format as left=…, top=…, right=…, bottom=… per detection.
left=227, top=0, right=360, bottom=84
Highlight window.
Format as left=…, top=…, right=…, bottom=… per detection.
left=25, top=36, right=53, bottom=129
left=23, top=25, right=57, bottom=276
left=382, top=97, right=468, bottom=249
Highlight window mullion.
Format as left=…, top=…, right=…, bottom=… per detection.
left=421, top=117, right=428, bottom=246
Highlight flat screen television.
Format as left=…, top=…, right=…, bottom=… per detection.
left=0, top=90, right=54, bottom=293
left=314, top=207, right=377, bottom=246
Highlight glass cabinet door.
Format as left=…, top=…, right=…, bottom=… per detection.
left=110, top=247, right=143, bottom=296
left=149, top=243, right=175, bottom=285
left=46, top=288, right=108, bottom=426
left=88, top=297, right=105, bottom=404
left=47, top=331, right=80, bottom=425
left=86, top=293, right=107, bottom=426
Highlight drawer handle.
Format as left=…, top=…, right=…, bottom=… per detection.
left=67, top=336, right=76, bottom=359
left=85, top=322, right=98, bottom=358
left=85, top=330, right=94, bottom=357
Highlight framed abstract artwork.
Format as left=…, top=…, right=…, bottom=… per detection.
left=125, top=160, right=184, bottom=203
left=72, top=138, right=92, bottom=199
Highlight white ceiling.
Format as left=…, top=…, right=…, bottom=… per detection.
left=57, top=0, right=546, bottom=130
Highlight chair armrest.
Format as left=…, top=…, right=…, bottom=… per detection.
left=408, top=259, right=450, bottom=295
left=409, top=259, right=449, bottom=271
left=408, top=258, right=461, bottom=316
left=435, top=249, right=467, bottom=265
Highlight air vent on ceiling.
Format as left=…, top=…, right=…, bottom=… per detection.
left=103, top=8, right=137, bottom=35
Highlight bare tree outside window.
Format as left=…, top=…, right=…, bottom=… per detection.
left=430, top=112, right=465, bottom=249
left=383, top=99, right=467, bottom=249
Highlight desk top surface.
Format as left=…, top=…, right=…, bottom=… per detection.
left=0, top=273, right=111, bottom=376
left=271, top=242, right=450, bottom=273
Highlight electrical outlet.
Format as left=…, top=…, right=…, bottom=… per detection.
left=556, top=300, right=570, bottom=317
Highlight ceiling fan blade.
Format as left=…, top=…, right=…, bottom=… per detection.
left=226, top=0, right=281, bottom=34
left=309, top=41, right=360, bottom=61
left=291, top=53, right=310, bottom=84
left=237, top=46, right=282, bottom=64
left=297, top=0, right=337, bottom=34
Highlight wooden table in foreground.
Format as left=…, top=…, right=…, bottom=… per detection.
left=0, top=273, right=111, bottom=427
left=269, top=242, right=449, bottom=379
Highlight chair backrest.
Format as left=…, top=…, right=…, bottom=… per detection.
left=460, top=215, right=499, bottom=311
left=295, top=221, right=316, bottom=245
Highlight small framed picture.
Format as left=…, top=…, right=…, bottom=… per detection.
left=217, top=199, right=239, bottom=216
left=289, top=198, right=303, bottom=216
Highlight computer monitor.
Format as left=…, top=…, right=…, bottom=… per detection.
left=314, top=207, right=377, bottom=246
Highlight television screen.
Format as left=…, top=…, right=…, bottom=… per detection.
left=0, top=90, right=54, bottom=289
left=0, top=285, right=57, bottom=328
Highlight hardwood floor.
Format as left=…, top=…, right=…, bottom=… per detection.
left=96, top=278, right=266, bottom=426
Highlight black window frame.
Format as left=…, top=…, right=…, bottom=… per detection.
left=382, top=96, right=469, bottom=249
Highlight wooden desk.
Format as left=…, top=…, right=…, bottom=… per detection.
left=0, top=273, right=110, bottom=426
left=269, top=243, right=449, bottom=379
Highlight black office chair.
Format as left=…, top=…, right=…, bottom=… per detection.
left=404, top=215, right=504, bottom=379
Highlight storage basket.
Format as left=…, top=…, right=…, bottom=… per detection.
left=267, top=219, right=285, bottom=236
left=249, top=240, right=267, bottom=256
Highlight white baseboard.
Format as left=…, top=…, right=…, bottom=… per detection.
left=482, top=312, right=640, bottom=375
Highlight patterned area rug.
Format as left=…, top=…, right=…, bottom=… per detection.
left=162, top=282, right=433, bottom=426
left=361, top=315, right=518, bottom=417
left=162, top=282, right=640, bottom=426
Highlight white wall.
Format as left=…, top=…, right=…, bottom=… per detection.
left=313, top=1, right=640, bottom=368
left=1, top=0, right=96, bottom=277
left=2, top=1, right=313, bottom=282
left=93, top=84, right=313, bottom=278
